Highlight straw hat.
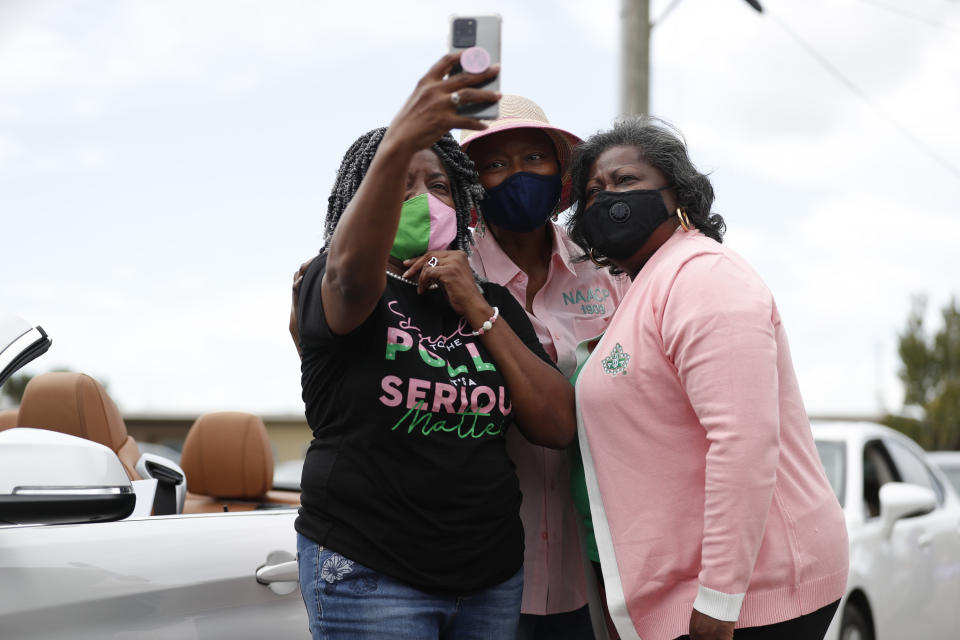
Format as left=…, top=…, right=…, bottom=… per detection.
left=460, top=95, right=582, bottom=212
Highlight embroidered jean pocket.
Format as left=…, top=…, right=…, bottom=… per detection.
left=319, top=550, right=379, bottom=595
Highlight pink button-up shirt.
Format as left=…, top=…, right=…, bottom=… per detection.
left=470, top=222, right=630, bottom=615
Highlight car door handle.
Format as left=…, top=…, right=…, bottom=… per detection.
left=256, top=550, right=299, bottom=595
left=917, top=532, right=933, bottom=548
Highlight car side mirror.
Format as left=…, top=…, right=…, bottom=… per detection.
left=878, top=481, right=937, bottom=537
left=0, top=428, right=135, bottom=525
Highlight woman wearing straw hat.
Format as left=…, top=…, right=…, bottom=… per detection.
left=461, top=96, right=630, bottom=640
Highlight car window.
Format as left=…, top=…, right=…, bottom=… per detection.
left=863, top=440, right=897, bottom=519
left=815, top=440, right=845, bottom=507
left=884, top=438, right=945, bottom=506
left=928, top=454, right=960, bottom=495
left=939, top=467, right=960, bottom=495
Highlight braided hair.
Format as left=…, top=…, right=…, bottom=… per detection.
left=322, top=128, right=483, bottom=255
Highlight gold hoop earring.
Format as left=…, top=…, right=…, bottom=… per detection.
left=676, top=208, right=691, bottom=231
left=588, top=248, right=607, bottom=268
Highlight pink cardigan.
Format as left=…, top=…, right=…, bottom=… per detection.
left=575, top=228, right=848, bottom=640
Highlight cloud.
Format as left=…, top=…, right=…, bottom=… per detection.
left=0, top=134, right=23, bottom=167
left=0, top=1, right=454, bottom=97
left=14, top=277, right=302, bottom=414
left=5, top=0, right=959, bottom=418
left=736, top=189, right=960, bottom=414
left=651, top=0, right=960, bottom=155
left=0, top=137, right=111, bottom=175
left=0, top=25, right=75, bottom=93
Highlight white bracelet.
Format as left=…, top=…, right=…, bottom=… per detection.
left=469, top=306, right=499, bottom=337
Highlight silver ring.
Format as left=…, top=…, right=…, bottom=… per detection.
left=427, top=256, right=439, bottom=268
left=450, top=92, right=461, bottom=106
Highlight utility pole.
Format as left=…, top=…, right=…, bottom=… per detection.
left=620, top=0, right=650, bottom=116
left=620, top=0, right=764, bottom=117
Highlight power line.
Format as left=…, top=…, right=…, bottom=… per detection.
left=849, top=0, right=959, bottom=32
left=651, top=0, right=685, bottom=28
left=767, top=10, right=960, bottom=180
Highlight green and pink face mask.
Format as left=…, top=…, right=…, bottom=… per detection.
left=390, top=193, right=458, bottom=262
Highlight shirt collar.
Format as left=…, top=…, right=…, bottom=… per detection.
left=472, top=222, right=578, bottom=282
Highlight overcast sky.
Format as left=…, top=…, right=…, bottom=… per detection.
left=2, top=0, right=959, bottom=419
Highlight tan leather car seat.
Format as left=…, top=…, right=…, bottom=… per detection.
left=180, top=411, right=299, bottom=513
left=0, top=408, right=18, bottom=431
left=17, top=372, right=143, bottom=480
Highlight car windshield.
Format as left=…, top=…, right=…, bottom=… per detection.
left=815, top=440, right=846, bottom=507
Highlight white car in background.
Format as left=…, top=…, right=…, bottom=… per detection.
left=928, top=450, right=960, bottom=496
left=813, top=421, right=960, bottom=640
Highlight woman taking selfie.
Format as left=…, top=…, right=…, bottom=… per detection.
left=293, top=53, right=576, bottom=639
left=461, top=96, right=629, bottom=640
left=566, top=117, right=849, bottom=640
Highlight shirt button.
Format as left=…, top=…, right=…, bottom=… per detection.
left=541, top=531, right=549, bottom=540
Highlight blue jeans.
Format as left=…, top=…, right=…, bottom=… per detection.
left=297, top=533, right=523, bottom=639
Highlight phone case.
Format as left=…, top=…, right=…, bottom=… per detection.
left=448, top=14, right=501, bottom=120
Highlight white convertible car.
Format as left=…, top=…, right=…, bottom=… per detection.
left=0, top=315, right=307, bottom=639
left=0, top=420, right=307, bottom=639
left=814, top=421, right=960, bottom=640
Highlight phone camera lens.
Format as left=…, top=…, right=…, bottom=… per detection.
left=453, top=18, right=477, bottom=48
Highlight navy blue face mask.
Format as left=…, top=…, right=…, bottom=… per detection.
left=480, top=172, right=563, bottom=233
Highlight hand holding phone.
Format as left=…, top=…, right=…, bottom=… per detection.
left=448, top=15, right=501, bottom=119
left=384, top=53, right=499, bottom=152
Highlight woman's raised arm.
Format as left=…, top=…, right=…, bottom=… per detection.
left=321, top=54, right=499, bottom=336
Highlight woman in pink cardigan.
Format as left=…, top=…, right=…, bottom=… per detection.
left=564, top=118, right=849, bottom=640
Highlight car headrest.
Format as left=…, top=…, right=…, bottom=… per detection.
left=18, top=372, right=130, bottom=452
left=0, top=408, right=18, bottom=431
left=180, top=411, right=274, bottom=499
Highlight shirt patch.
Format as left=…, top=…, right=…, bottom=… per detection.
left=601, top=343, right=631, bottom=376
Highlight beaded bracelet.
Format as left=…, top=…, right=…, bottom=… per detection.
left=470, top=306, right=500, bottom=336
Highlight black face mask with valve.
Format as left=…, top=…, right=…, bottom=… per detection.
left=581, top=187, right=672, bottom=261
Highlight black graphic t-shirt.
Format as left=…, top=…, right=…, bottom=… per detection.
left=294, top=252, right=553, bottom=593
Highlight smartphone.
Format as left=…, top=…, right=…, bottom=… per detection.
left=448, top=14, right=501, bottom=119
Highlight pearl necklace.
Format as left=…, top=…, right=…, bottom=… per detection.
left=386, top=269, right=440, bottom=290
left=385, top=270, right=418, bottom=286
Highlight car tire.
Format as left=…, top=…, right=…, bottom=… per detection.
left=840, top=603, right=872, bottom=640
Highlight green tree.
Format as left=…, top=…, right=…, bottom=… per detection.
left=883, top=296, right=960, bottom=450
left=0, top=373, right=33, bottom=408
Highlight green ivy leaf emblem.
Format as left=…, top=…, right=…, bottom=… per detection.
left=601, top=342, right=631, bottom=376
